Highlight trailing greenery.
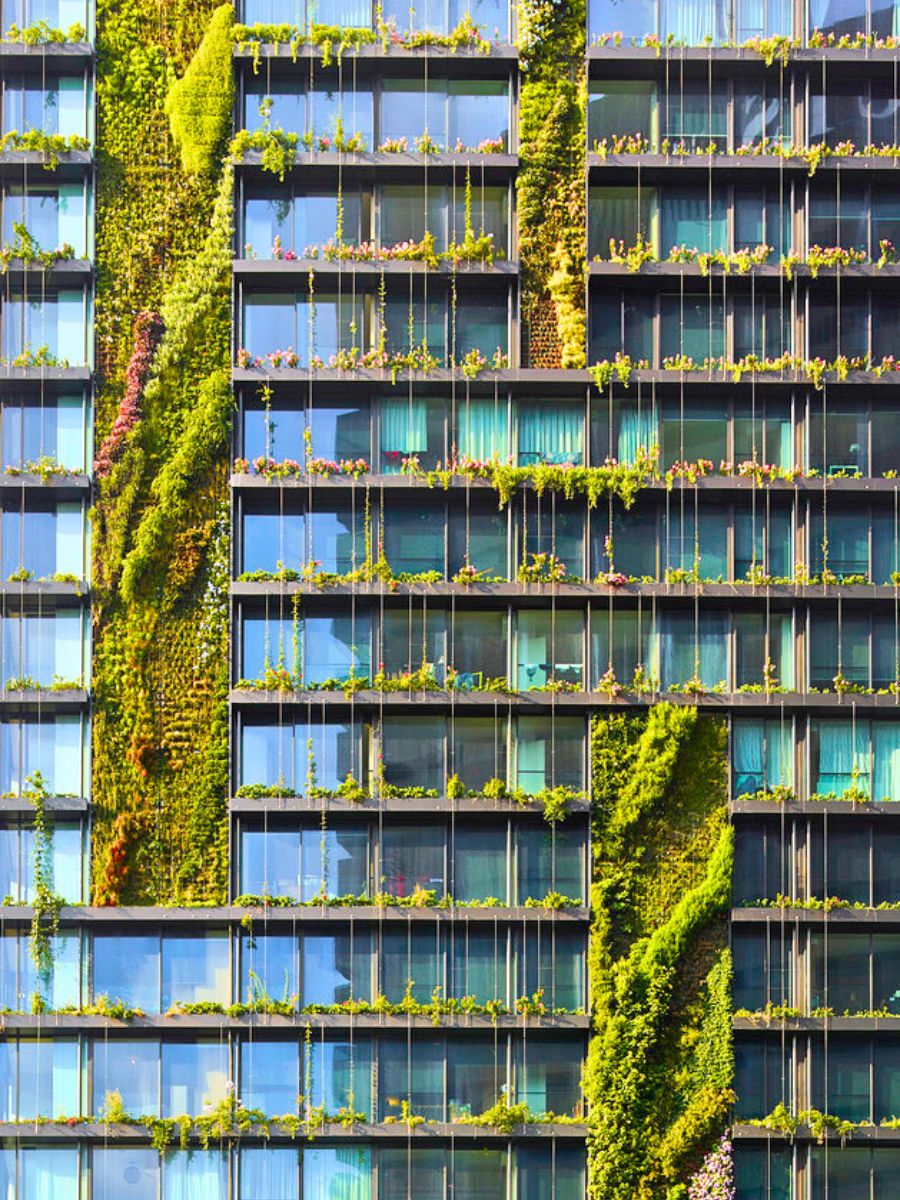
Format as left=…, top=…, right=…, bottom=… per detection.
left=25, top=772, right=64, bottom=978
left=91, top=0, right=232, bottom=905
left=586, top=706, right=733, bottom=1199
left=517, top=0, right=586, bottom=367
left=165, top=3, right=235, bottom=176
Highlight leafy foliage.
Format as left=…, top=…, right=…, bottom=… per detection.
left=165, top=3, right=235, bottom=175
left=586, top=707, right=733, bottom=1199
left=91, top=0, right=232, bottom=904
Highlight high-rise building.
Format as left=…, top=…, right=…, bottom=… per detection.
left=2, top=0, right=900, bottom=1195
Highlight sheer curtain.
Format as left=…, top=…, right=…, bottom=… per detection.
left=302, top=1148, right=372, bottom=1200
left=21, top=1149, right=79, bottom=1200
left=239, top=1148, right=299, bottom=1200
left=517, top=403, right=583, bottom=464
left=381, top=397, right=427, bottom=471
left=615, top=401, right=658, bottom=463
left=874, top=723, right=900, bottom=801
left=163, top=1151, right=228, bottom=1200
left=457, top=398, right=508, bottom=460
left=816, top=721, right=870, bottom=795
left=661, top=192, right=727, bottom=254
left=733, top=721, right=764, bottom=795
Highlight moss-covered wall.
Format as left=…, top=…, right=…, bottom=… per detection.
left=586, top=705, right=734, bottom=1199
left=90, top=0, right=234, bottom=904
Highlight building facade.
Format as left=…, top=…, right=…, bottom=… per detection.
left=1, top=0, right=899, bottom=1195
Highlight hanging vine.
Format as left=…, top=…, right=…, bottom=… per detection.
left=91, top=1, right=234, bottom=904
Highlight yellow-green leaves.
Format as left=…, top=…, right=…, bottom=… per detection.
left=165, top=3, right=235, bottom=175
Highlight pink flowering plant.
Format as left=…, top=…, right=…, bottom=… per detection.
left=688, top=1137, right=735, bottom=1200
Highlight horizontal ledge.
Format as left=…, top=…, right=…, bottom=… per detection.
left=0, top=904, right=589, bottom=924
left=229, top=793, right=590, bottom=816
left=233, top=42, right=518, bottom=62
left=732, top=797, right=900, bottom=816
left=0, top=580, right=87, bottom=598
left=231, top=365, right=900, bottom=387
left=229, top=471, right=898, bottom=493
left=235, top=150, right=518, bottom=170
left=0, top=150, right=92, bottom=168
left=0, top=472, right=89, bottom=490
left=0, top=366, right=90, bottom=383
left=233, top=258, right=518, bottom=277
left=732, top=1122, right=900, bottom=1142
left=734, top=1015, right=900, bottom=1032
left=587, top=260, right=900, bottom=280
left=0, top=42, right=92, bottom=58
left=230, top=581, right=900, bottom=601
left=0, top=688, right=87, bottom=707
left=0, top=795, right=86, bottom=817
left=587, top=151, right=900, bottom=172
left=732, top=906, right=900, bottom=924
left=227, top=688, right=900, bottom=711
left=0, top=1011, right=588, bottom=1032
left=586, top=44, right=900, bottom=63
left=0, top=1120, right=587, bottom=1142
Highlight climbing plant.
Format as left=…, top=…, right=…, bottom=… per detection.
left=586, top=706, right=734, bottom=1200
left=517, top=0, right=587, bottom=367
left=91, top=0, right=234, bottom=904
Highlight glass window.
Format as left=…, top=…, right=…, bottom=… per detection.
left=93, top=1149, right=160, bottom=1200
left=515, top=716, right=584, bottom=793
left=516, top=1039, right=583, bottom=1116
left=379, top=1148, right=446, bottom=1200
left=161, top=933, right=229, bottom=1011
left=301, top=932, right=371, bottom=1006
left=515, top=610, right=584, bottom=689
left=448, top=1042, right=500, bottom=1119
left=300, top=826, right=368, bottom=900
left=589, top=187, right=653, bottom=258
left=19, top=1147, right=79, bottom=1200
left=454, top=1149, right=505, bottom=1200
left=453, top=825, right=507, bottom=902
left=310, top=1040, right=372, bottom=1119
left=379, top=1039, right=443, bottom=1121
left=381, top=825, right=444, bottom=896
left=451, top=717, right=507, bottom=793
left=239, top=932, right=297, bottom=1008
left=379, top=396, right=444, bottom=473
left=239, top=1149, right=299, bottom=1200
left=163, top=1151, right=228, bottom=1200
left=93, top=933, right=159, bottom=1013
left=240, top=1040, right=299, bottom=1114
left=161, top=1042, right=228, bottom=1116
left=303, top=1148, right=371, bottom=1200
left=517, top=401, right=584, bottom=466
left=382, top=716, right=444, bottom=794
left=382, top=929, right=441, bottom=1002
left=516, top=1147, right=585, bottom=1200
left=93, top=1040, right=159, bottom=1118
left=517, top=824, right=585, bottom=902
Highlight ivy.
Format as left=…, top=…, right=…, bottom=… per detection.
left=517, top=0, right=586, bottom=367
left=165, top=3, right=236, bottom=176
left=91, top=0, right=233, bottom=905
left=24, top=772, right=64, bottom=978
left=586, top=707, right=733, bottom=1200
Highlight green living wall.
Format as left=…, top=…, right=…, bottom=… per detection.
left=90, top=0, right=235, bottom=904
left=587, top=705, right=734, bottom=1199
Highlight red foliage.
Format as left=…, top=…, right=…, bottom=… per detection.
left=94, top=310, right=164, bottom=478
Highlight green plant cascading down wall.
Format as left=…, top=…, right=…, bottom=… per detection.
left=516, top=0, right=587, bottom=368
left=586, top=704, right=735, bottom=1200
left=91, top=1, right=236, bottom=904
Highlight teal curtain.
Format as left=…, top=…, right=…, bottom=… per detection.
left=874, top=723, right=900, bottom=801
left=381, top=398, right=427, bottom=470
left=816, top=721, right=870, bottom=796
left=517, top=402, right=583, bottom=465
left=733, top=720, right=764, bottom=795
left=457, top=398, right=507, bottom=460
left=302, top=1148, right=372, bottom=1200
left=661, top=191, right=727, bottom=254
left=616, top=402, right=658, bottom=463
